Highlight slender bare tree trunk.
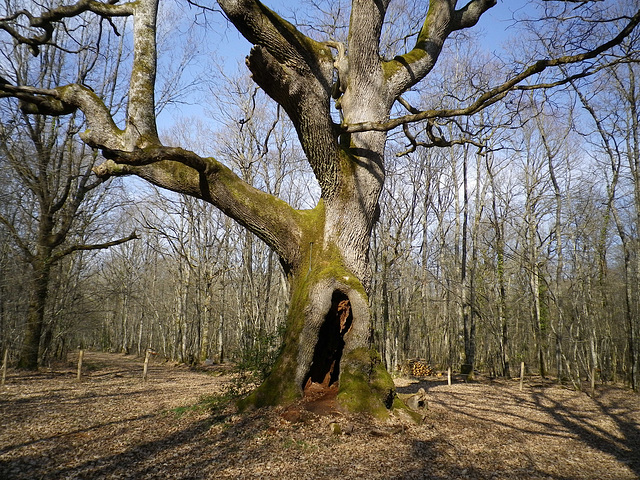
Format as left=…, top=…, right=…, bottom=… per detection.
left=18, top=255, right=52, bottom=369
left=486, top=155, right=510, bottom=377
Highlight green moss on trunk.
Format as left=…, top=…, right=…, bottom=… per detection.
left=237, top=201, right=398, bottom=418
left=336, top=347, right=395, bottom=419
left=237, top=263, right=313, bottom=411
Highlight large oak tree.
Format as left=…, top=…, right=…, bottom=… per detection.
left=2, top=0, right=639, bottom=415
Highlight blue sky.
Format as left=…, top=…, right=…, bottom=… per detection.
left=218, top=0, right=530, bottom=61
left=157, top=0, right=533, bottom=131
left=187, top=0, right=531, bottom=69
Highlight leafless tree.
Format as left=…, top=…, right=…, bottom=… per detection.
left=0, top=18, right=136, bottom=368
left=1, top=0, right=638, bottom=410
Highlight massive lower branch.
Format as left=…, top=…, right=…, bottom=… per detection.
left=94, top=147, right=306, bottom=270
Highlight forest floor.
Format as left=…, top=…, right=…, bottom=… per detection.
left=1, top=352, right=639, bottom=480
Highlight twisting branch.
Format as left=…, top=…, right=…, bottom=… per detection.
left=0, top=0, right=327, bottom=274
left=0, top=82, right=74, bottom=115
left=396, top=96, right=421, bottom=115
left=92, top=146, right=306, bottom=271
left=343, top=91, right=508, bottom=134
left=348, top=7, right=640, bottom=135
left=0, top=0, right=133, bottom=55
left=397, top=120, right=486, bottom=156
left=185, top=0, right=223, bottom=15
left=513, top=56, right=636, bottom=91
left=0, top=80, right=124, bottom=150
left=99, top=145, right=212, bottom=173
left=0, top=0, right=158, bottom=149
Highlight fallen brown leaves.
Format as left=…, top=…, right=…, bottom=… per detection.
left=1, top=352, right=639, bottom=479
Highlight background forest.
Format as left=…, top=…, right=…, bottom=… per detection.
left=1, top=0, right=639, bottom=391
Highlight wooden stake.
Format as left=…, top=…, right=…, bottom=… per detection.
left=447, top=367, right=452, bottom=386
left=1, top=348, right=8, bottom=387
left=591, top=367, right=596, bottom=395
left=519, top=361, right=525, bottom=391
left=77, top=349, right=84, bottom=382
left=143, top=349, right=151, bottom=382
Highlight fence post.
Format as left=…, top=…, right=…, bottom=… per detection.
left=143, top=349, right=151, bottom=382
left=1, top=348, right=8, bottom=387
left=519, top=361, right=525, bottom=391
left=77, top=349, right=84, bottom=382
left=447, top=367, right=452, bottom=386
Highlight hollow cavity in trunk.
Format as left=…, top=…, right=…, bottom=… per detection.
left=303, top=291, right=353, bottom=394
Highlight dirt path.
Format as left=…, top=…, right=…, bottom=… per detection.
left=1, top=352, right=639, bottom=479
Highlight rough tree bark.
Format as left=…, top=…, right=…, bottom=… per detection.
left=3, top=0, right=639, bottom=410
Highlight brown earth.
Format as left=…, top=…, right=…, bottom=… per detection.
left=1, top=352, right=639, bottom=479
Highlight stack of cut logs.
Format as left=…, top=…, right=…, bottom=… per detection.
left=400, top=359, right=435, bottom=377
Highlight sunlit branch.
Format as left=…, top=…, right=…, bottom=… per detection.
left=397, top=120, right=486, bottom=156
left=347, top=7, right=640, bottom=135
left=0, top=0, right=133, bottom=55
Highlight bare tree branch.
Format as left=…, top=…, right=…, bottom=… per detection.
left=0, top=80, right=123, bottom=149
left=50, top=230, right=138, bottom=263
left=0, top=213, right=34, bottom=262
left=93, top=147, right=306, bottom=271
left=0, top=0, right=133, bottom=55
left=453, top=0, right=499, bottom=30
left=397, top=119, right=486, bottom=156
left=385, top=0, right=497, bottom=96
left=347, top=7, right=640, bottom=135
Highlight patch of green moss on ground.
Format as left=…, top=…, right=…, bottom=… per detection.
left=370, top=355, right=395, bottom=402
left=337, top=369, right=388, bottom=419
left=237, top=370, right=300, bottom=411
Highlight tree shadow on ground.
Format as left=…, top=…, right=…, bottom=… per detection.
left=398, top=380, right=639, bottom=480
left=394, top=374, right=486, bottom=395
left=530, top=389, right=640, bottom=478
left=0, top=409, right=267, bottom=480
left=3, top=358, right=637, bottom=480
left=0, top=411, right=157, bottom=457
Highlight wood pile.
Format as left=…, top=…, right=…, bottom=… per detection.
left=400, top=359, right=435, bottom=377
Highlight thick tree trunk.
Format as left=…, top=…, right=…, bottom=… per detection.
left=238, top=202, right=395, bottom=418
left=239, top=272, right=395, bottom=417
left=496, top=223, right=510, bottom=378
